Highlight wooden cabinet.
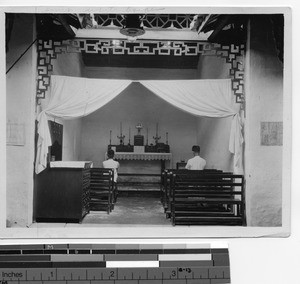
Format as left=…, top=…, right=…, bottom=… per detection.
left=35, top=162, right=91, bottom=223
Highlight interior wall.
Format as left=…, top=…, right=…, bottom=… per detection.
left=80, top=67, right=199, bottom=170
left=62, top=119, right=83, bottom=161
left=245, top=16, right=283, bottom=226
left=196, top=55, right=234, bottom=171
left=6, top=14, right=36, bottom=227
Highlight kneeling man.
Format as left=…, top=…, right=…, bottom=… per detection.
left=185, top=145, right=206, bottom=170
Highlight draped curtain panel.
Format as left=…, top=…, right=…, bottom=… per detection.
left=140, top=79, right=243, bottom=173
left=35, top=75, right=243, bottom=174
left=35, top=75, right=132, bottom=174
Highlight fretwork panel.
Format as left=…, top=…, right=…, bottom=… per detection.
left=36, top=39, right=245, bottom=104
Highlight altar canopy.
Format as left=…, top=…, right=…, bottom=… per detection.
left=35, top=75, right=243, bottom=174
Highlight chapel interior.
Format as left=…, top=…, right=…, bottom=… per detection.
left=5, top=11, right=285, bottom=229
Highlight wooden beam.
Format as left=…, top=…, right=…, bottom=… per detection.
left=75, top=27, right=211, bottom=41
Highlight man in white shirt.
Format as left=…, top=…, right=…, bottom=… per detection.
left=103, top=149, right=120, bottom=183
left=185, top=145, right=206, bottom=170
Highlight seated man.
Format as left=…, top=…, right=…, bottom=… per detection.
left=185, top=145, right=206, bottom=170
left=103, top=149, right=120, bottom=183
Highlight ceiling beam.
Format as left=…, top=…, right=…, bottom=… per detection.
left=75, top=27, right=211, bottom=41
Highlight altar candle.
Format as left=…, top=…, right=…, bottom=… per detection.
left=156, top=123, right=158, bottom=136
left=110, top=130, right=112, bottom=144
left=129, top=127, right=131, bottom=140
left=166, top=132, right=168, bottom=144
left=146, top=128, right=149, bottom=144
left=120, top=122, right=122, bottom=135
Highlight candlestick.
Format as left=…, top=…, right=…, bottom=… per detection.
left=117, top=122, right=125, bottom=145
left=129, top=127, right=131, bottom=144
left=146, top=128, right=149, bottom=145
left=166, top=132, right=168, bottom=145
left=153, top=123, right=161, bottom=145
left=109, top=130, right=112, bottom=145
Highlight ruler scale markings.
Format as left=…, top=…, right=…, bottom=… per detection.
left=187, top=280, right=210, bottom=284
left=0, top=244, right=230, bottom=283
left=212, top=254, right=230, bottom=266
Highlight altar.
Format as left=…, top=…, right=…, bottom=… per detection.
left=113, top=152, right=172, bottom=190
left=107, top=122, right=172, bottom=175
left=114, top=152, right=172, bottom=172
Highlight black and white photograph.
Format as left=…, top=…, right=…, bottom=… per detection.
left=1, top=5, right=291, bottom=238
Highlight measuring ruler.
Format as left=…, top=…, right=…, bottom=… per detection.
left=0, top=244, right=230, bottom=284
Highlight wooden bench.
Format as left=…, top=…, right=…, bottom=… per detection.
left=170, top=173, right=246, bottom=226
left=161, top=169, right=224, bottom=218
left=89, top=168, right=116, bottom=214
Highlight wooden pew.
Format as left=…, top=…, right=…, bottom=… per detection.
left=170, top=173, right=246, bottom=226
left=161, top=169, right=224, bottom=218
left=89, top=168, right=116, bottom=214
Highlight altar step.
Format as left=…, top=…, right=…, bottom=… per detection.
left=117, top=173, right=161, bottom=192
left=117, top=182, right=161, bottom=192
left=118, top=190, right=161, bottom=198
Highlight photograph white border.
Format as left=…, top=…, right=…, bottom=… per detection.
left=0, top=2, right=292, bottom=239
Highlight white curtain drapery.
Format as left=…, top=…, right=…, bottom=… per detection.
left=35, top=75, right=243, bottom=174
left=35, top=75, right=131, bottom=173
left=140, top=79, right=243, bottom=173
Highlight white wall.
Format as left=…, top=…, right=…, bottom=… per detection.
left=6, top=14, right=36, bottom=227
left=6, top=16, right=85, bottom=227
left=245, top=16, right=283, bottom=226
left=79, top=80, right=198, bottom=170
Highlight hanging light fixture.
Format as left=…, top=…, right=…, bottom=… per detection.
left=161, top=41, right=172, bottom=48
left=111, top=39, right=123, bottom=47
left=120, top=14, right=145, bottom=40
